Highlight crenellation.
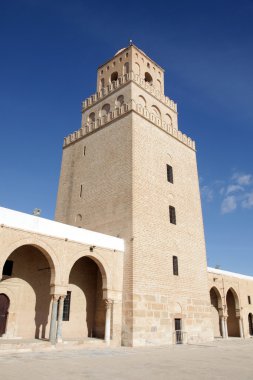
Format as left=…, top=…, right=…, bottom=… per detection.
left=82, top=71, right=177, bottom=113
left=64, top=100, right=195, bottom=150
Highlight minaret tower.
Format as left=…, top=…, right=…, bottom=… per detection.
left=55, top=44, right=213, bottom=346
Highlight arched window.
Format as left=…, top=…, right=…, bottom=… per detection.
left=157, top=79, right=161, bottom=92
left=135, top=62, right=140, bottom=75
left=100, top=78, right=105, bottom=89
left=151, top=105, right=161, bottom=118
left=123, top=62, right=129, bottom=75
left=88, top=112, right=95, bottom=123
left=100, top=104, right=110, bottom=117
left=111, top=72, right=118, bottom=82
left=115, top=95, right=124, bottom=107
left=144, top=72, right=153, bottom=85
left=165, top=113, right=172, bottom=126
left=138, top=95, right=146, bottom=108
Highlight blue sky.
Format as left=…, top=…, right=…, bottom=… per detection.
left=0, top=0, right=253, bottom=274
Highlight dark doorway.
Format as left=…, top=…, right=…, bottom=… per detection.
left=175, top=318, right=182, bottom=344
left=226, top=289, right=240, bottom=337
left=248, top=313, right=253, bottom=336
left=0, top=294, right=10, bottom=337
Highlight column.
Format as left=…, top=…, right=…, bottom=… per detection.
left=49, top=295, right=59, bottom=344
left=56, top=296, right=65, bottom=343
left=220, top=317, right=225, bottom=338
left=104, top=299, right=113, bottom=345
left=224, top=317, right=228, bottom=339
left=238, top=317, right=244, bottom=338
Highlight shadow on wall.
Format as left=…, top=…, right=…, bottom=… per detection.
left=1, top=245, right=51, bottom=339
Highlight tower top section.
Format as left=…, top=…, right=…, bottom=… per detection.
left=97, top=44, right=165, bottom=95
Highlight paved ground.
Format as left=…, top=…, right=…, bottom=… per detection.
left=1, top=339, right=253, bottom=380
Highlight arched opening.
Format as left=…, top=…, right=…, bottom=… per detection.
left=210, top=287, right=222, bottom=337
left=100, top=78, right=105, bottom=89
left=144, top=72, right=153, bottom=85
left=0, top=245, right=54, bottom=339
left=165, top=113, right=172, bottom=126
left=110, top=72, right=118, bottom=82
left=135, top=62, right=140, bottom=75
left=100, top=104, right=110, bottom=117
left=64, top=256, right=106, bottom=340
left=88, top=112, right=95, bottom=123
left=248, top=313, right=253, bottom=336
left=138, top=95, right=146, bottom=108
left=0, top=294, right=10, bottom=337
left=115, top=95, right=124, bottom=108
left=157, top=79, right=161, bottom=92
left=151, top=105, right=161, bottom=118
left=123, top=62, right=129, bottom=75
left=226, top=288, right=240, bottom=337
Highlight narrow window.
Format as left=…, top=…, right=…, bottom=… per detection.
left=169, top=206, right=176, bottom=224
left=83, top=146, right=86, bottom=156
left=173, top=256, right=178, bottom=276
left=2, top=260, right=13, bottom=276
left=248, top=296, right=251, bottom=305
left=62, top=291, right=71, bottom=321
left=80, top=185, right=83, bottom=198
left=167, top=164, right=173, bottom=183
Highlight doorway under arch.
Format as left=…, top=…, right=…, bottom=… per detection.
left=226, top=288, right=240, bottom=337
left=0, top=294, right=10, bottom=337
left=0, top=244, right=54, bottom=339
left=64, top=256, right=106, bottom=340
left=210, top=287, right=222, bottom=337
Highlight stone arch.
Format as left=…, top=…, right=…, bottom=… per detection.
left=165, top=113, right=173, bottom=126
left=0, top=238, right=59, bottom=285
left=210, top=287, right=223, bottom=337
left=65, top=253, right=109, bottom=339
left=88, top=112, right=95, bottom=123
left=100, top=103, right=110, bottom=117
left=144, top=72, right=153, bottom=85
left=0, top=243, right=55, bottom=339
left=111, top=72, right=118, bottom=82
left=115, top=95, right=124, bottom=108
left=100, top=78, right=105, bottom=89
left=226, top=287, right=240, bottom=337
left=65, top=250, right=110, bottom=292
left=151, top=105, right=161, bottom=118
left=138, top=95, right=146, bottom=108
left=123, top=62, right=129, bottom=75
left=135, top=62, right=140, bottom=75
left=157, top=79, right=161, bottom=92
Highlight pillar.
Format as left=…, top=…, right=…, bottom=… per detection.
left=224, top=317, right=228, bottom=339
left=220, top=317, right=225, bottom=338
left=49, top=295, right=59, bottom=344
left=104, top=299, right=113, bottom=345
left=56, top=296, right=65, bottom=343
left=238, top=317, right=244, bottom=338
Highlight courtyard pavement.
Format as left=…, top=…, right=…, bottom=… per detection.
left=1, top=339, right=253, bottom=380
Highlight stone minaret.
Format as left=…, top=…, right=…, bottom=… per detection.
left=55, top=44, right=213, bottom=346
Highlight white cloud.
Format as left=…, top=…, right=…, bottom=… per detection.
left=242, top=192, right=253, bottom=209
left=201, top=185, right=213, bottom=202
left=226, top=184, right=244, bottom=195
left=232, top=173, right=252, bottom=186
left=221, top=195, right=237, bottom=214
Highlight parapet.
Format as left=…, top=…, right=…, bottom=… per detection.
left=82, top=71, right=177, bottom=114
left=63, top=100, right=195, bottom=151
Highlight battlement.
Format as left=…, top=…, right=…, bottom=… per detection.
left=64, top=100, right=195, bottom=150
left=82, top=71, right=177, bottom=113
